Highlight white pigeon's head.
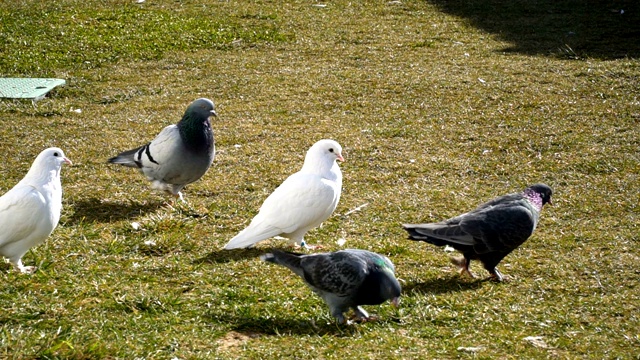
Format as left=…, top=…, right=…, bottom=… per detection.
left=307, top=139, right=344, bottom=162
left=32, top=147, right=72, bottom=171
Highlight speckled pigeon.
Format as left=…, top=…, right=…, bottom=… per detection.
left=0, top=148, right=72, bottom=273
left=224, top=139, right=343, bottom=250
left=403, top=183, right=553, bottom=282
left=261, top=249, right=401, bottom=324
left=108, top=98, right=216, bottom=201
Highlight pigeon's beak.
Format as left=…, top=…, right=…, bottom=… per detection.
left=390, top=297, right=400, bottom=308
left=210, top=109, right=218, bottom=117
left=63, top=157, right=72, bottom=166
left=337, top=153, right=345, bottom=162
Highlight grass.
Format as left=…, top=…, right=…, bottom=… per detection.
left=0, top=0, right=638, bottom=358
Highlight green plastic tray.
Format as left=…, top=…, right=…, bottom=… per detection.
left=0, top=78, right=66, bottom=100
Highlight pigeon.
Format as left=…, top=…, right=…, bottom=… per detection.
left=261, top=249, right=401, bottom=324
left=108, top=98, right=217, bottom=201
left=403, top=183, right=553, bottom=282
left=224, top=139, right=344, bottom=249
left=0, top=148, right=72, bottom=273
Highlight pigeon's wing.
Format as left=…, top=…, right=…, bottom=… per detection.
left=300, top=252, right=368, bottom=296
left=0, top=185, right=48, bottom=248
left=258, top=172, right=339, bottom=232
left=224, top=172, right=339, bottom=249
left=108, top=125, right=180, bottom=173
left=403, top=213, right=476, bottom=247
left=459, top=201, right=536, bottom=253
left=404, top=193, right=526, bottom=246
left=138, top=125, right=183, bottom=179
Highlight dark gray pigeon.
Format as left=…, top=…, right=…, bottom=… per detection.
left=403, top=183, right=553, bottom=282
left=261, top=249, right=401, bottom=324
left=108, top=98, right=216, bottom=201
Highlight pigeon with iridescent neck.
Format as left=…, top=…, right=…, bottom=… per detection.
left=0, top=148, right=72, bottom=273
left=108, top=98, right=216, bottom=201
left=403, top=184, right=553, bottom=282
left=261, top=249, right=401, bottom=324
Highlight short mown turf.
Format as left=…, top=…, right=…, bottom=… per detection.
left=0, top=0, right=638, bottom=358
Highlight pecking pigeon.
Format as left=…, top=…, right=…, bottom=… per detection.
left=261, top=249, right=401, bottom=324
left=403, top=183, right=553, bottom=282
left=108, top=98, right=217, bottom=201
left=224, top=139, right=344, bottom=249
left=0, top=148, right=72, bottom=273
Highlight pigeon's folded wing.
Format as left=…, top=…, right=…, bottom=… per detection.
left=0, top=186, right=46, bottom=246
left=144, top=125, right=180, bottom=167
left=459, top=203, right=535, bottom=253
left=301, top=253, right=367, bottom=295
left=256, top=172, right=340, bottom=233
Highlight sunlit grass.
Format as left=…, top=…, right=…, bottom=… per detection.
left=0, top=0, right=638, bottom=358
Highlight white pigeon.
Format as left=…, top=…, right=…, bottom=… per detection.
left=0, top=148, right=72, bottom=273
left=224, top=139, right=344, bottom=249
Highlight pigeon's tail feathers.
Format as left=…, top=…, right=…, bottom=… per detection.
left=223, top=222, right=282, bottom=249
left=224, top=237, right=250, bottom=249
left=259, top=252, right=277, bottom=264
left=223, top=230, right=262, bottom=249
left=108, top=146, right=144, bottom=168
left=260, top=250, right=304, bottom=274
left=403, top=223, right=474, bottom=247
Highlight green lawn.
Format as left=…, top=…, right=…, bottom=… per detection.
left=0, top=0, right=638, bottom=358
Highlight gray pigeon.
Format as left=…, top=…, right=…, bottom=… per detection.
left=0, top=148, right=72, bottom=273
left=261, top=249, right=401, bottom=324
left=403, top=183, right=553, bottom=282
left=108, top=98, right=216, bottom=201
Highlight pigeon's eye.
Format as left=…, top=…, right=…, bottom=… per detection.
left=53, top=152, right=59, bottom=157
left=329, top=148, right=334, bottom=153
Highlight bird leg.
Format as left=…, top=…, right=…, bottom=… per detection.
left=332, top=310, right=347, bottom=325
left=296, top=240, right=322, bottom=250
left=12, top=260, right=35, bottom=274
left=488, top=268, right=508, bottom=282
left=450, top=256, right=476, bottom=279
left=353, top=306, right=370, bottom=321
left=345, top=307, right=378, bottom=324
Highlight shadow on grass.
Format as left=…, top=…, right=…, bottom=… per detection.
left=66, top=197, right=165, bottom=224
left=404, top=276, right=485, bottom=296
left=194, top=248, right=275, bottom=264
left=205, top=312, right=362, bottom=337
left=426, top=0, right=640, bottom=59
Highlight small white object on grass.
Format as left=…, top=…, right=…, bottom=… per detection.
left=457, top=346, right=483, bottom=353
